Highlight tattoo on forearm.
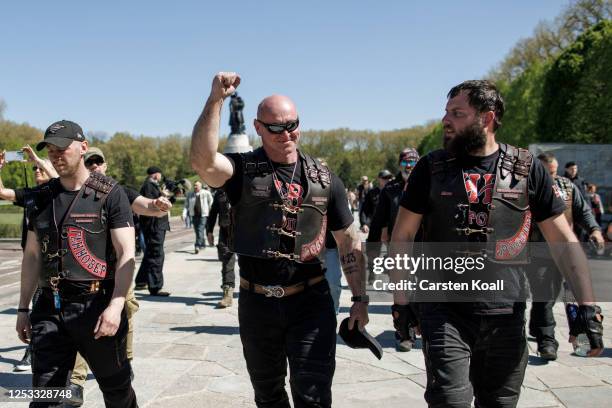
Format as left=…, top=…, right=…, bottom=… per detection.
left=341, top=250, right=362, bottom=275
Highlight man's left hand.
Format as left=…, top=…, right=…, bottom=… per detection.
left=348, top=301, right=369, bottom=331
left=94, top=303, right=123, bottom=339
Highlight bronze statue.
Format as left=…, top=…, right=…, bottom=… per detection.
left=229, top=93, right=245, bottom=134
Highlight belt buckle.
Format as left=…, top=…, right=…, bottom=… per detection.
left=263, top=285, right=285, bottom=298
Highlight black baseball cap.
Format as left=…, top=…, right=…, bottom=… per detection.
left=147, top=166, right=163, bottom=175
left=36, top=120, right=86, bottom=151
left=378, top=169, right=393, bottom=179
left=338, top=317, right=383, bottom=360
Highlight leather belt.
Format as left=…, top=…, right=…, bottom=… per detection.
left=240, top=276, right=325, bottom=298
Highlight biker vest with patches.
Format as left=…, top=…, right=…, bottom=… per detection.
left=423, top=143, right=533, bottom=264
left=228, top=147, right=331, bottom=264
left=28, top=173, right=118, bottom=287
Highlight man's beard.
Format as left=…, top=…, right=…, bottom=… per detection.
left=445, top=121, right=487, bottom=157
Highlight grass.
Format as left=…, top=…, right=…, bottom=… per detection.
left=0, top=213, right=23, bottom=238
left=0, top=213, right=22, bottom=225
left=0, top=203, right=23, bottom=214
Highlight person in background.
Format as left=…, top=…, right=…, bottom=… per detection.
left=360, top=169, right=393, bottom=234
left=185, top=181, right=213, bottom=254
left=356, top=175, right=371, bottom=212
left=135, top=166, right=171, bottom=296
left=587, top=183, right=604, bottom=227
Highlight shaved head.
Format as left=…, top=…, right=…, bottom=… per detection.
left=253, top=95, right=301, bottom=163
left=257, top=95, right=297, bottom=121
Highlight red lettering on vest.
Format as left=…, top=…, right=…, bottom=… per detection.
left=67, top=227, right=107, bottom=278
left=464, top=174, right=480, bottom=203
left=495, top=211, right=531, bottom=260
left=464, top=173, right=495, bottom=204
left=300, top=216, right=327, bottom=261
left=481, top=174, right=494, bottom=205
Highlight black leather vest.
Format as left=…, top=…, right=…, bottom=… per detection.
left=29, top=174, right=118, bottom=287
left=531, top=175, right=573, bottom=242
left=228, top=148, right=331, bottom=263
left=423, top=144, right=533, bottom=264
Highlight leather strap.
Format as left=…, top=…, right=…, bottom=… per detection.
left=240, top=275, right=325, bottom=298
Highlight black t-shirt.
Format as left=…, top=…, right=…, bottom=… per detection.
left=27, top=180, right=134, bottom=232
left=140, top=179, right=169, bottom=230
left=123, top=186, right=140, bottom=205
left=400, top=148, right=565, bottom=315
left=223, top=151, right=353, bottom=285
left=401, top=149, right=565, bottom=224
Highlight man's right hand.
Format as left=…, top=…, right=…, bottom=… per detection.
left=210, top=72, right=241, bottom=101
left=16, top=312, right=32, bottom=344
left=207, top=232, right=214, bottom=246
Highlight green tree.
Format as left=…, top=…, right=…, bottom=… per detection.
left=538, top=20, right=612, bottom=143
left=496, top=62, right=551, bottom=146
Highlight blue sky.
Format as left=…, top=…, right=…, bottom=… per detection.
left=0, top=1, right=566, bottom=137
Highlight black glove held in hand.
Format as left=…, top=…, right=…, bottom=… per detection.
left=391, top=304, right=418, bottom=340
left=572, top=305, right=604, bottom=350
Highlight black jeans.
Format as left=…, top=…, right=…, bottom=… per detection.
left=238, top=279, right=336, bottom=408
left=419, top=304, right=528, bottom=408
left=526, top=258, right=563, bottom=347
left=30, top=287, right=136, bottom=408
left=217, top=227, right=236, bottom=288
left=135, top=228, right=166, bottom=293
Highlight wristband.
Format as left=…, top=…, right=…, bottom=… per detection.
left=351, top=295, right=369, bottom=303
left=17, top=308, right=30, bottom=313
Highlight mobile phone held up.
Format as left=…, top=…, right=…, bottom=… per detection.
left=4, top=151, right=25, bottom=162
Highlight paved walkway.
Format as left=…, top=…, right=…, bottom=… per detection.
left=0, top=225, right=611, bottom=407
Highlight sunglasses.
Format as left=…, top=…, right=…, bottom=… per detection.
left=400, top=160, right=417, bottom=168
left=256, top=118, right=299, bottom=134
left=85, top=157, right=105, bottom=167
left=32, top=166, right=40, bottom=172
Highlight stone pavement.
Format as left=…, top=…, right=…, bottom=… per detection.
left=0, top=226, right=611, bottom=407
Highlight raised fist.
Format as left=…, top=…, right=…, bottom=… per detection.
left=210, top=72, right=241, bottom=100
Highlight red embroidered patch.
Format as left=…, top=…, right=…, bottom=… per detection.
left=300, top=216, right=327, bottom=261
left=67, top=227, right=107, bottom=278
left=495, top=211, right=532, bottom=260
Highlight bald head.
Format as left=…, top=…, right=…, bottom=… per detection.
left=257, top=95, right=297, bottom=121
